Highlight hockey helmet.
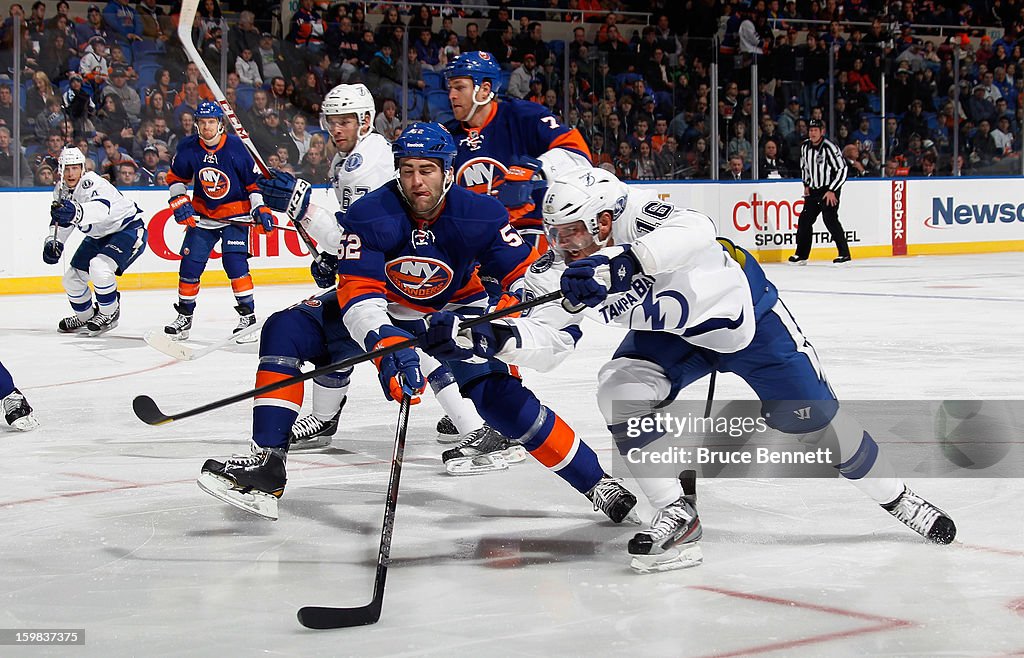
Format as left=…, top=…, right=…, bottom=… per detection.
left=194, top=100, right=224, bottom=119
left=392, top=122, right=457, bottom=171
left=542, top=167, right=628, bottom=247
left=320, top=83, right=375, bottom=139
left=58, top=146, right=86, bottom=169
left=444, top=52, right=501, bottom=92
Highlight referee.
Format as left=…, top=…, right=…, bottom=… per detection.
left=790, top=118, right=851, bottom=265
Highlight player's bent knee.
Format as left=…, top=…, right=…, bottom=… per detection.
left=597, top=358, right=672, bottom=425
left=62, top=267, right=89, bottom=294
left=259, top=311, right=309, bottom=358
left=88, top=255, right=118, bottom=289
left=221, top=251, right=250, bottom=279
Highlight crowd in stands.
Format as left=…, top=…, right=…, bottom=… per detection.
left=1, top=0, right=1023, bottom=188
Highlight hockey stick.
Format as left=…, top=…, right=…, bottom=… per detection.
left=206, top=216, right=302, bottom=234
left=143, top=317, right=265, bottom=361
left=176, top=0, right=321, bottom=261
left=297, top=389, right=411, bottom=629
left=132, top=290, right=563, bottom=425
left=704, top=371, right=717, bottom=418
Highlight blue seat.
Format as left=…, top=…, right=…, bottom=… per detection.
left=549, top=39, right=565, bottom=60
left=422, top=70, right=443, bottom=91
left=136, top=63, right=162, bottom=89
left=235, top=84, right=255, bottom=111
left=24, top=144, right=41, bottom=161
left=867, top=93, right=881, bottom=113
left=58, top=79, right=70, bottom=95
left=404, top=89, right=425, bottom=120
left=426, top=90, right=450, bottom=121
left=499, top=70, right=511, bottom=92
left=132, top=38, right=165, bottom=61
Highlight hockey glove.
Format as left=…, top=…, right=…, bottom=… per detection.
left=42, top=237, right=64, bottom=264
left=257, top=169, right=312, bottom=222
left=561, top=245, right=641, bottom=308
left=168, top=194, right=196, bottom=228
left=419, top=311, right=514, bottom=362
left=496, top=156, right=542, bottom=208
left=489, top=289, right=523, bottom=318
left=365, top=326, right=425, bottom=404
left=310, top=253, right=338, bottom=288
left=50, top=199, right=83, bottom=227
left=251, top=205, right=276, bottom=234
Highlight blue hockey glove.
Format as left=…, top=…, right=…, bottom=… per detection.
left=419, top=311, right=514, bottom=362
left=561, top=245, right=641, bottom=308
left=310, top=253, right=338, bottom=288
left=168, top=194, right=196, bottom=228
left=50, top=199, right=83, bottom=227
left=42, top=237, right=64, bottom=264
left=496, top=156, right=542, bottom=208
left=365, top=326, right=425, bottom=404
left=256, top=169, right=312, bottom=221
left=251, top=205, right=276, bottom=234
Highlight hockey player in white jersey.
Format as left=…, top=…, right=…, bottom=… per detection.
left=257, top=85, right=514, bottom=472
left=419, top=166, right=957, bottom=571
left=44, top=147, right=147, bottom=336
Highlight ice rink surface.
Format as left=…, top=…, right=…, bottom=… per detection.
left=2, top=253, right=1023, bottom=657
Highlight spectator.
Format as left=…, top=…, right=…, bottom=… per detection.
left=604, top=112, right=627, bottom=147
left=0, top=84, right=18, bottom=132
left=287, top=112, right=312, bottom=161
left=967, top=84, right=997, bottom=124
left=33, top=96, right=67, bottom=143
left=300, top=142, right=329, bottom=180
left=103, top=0, right=142, bottom=45
left=516, top=21, right=550, bottom=65
left=256, top=31, right=286, bottom=82
left=568, top=25, right=592, bottom=62
left=34, top=161, right=56, bottom=187
left=137, top=0, right=169, bottom=42
left=614, top=140, right=638, bottom=179
left=79, top=35, right=109, bottom=87
left=114, top=159, right=137, bottom=187
left=374, top=98, right=401, bottom=141
left=414, top=28, right=444, bottom=72
left=75, top=4, right=109, bottom=50
left=266, top=76, right=291, bottom=116
left=992, top=115, right=1015, bottom=155
left=366, top=41, right=401, bottom=101
left=760, top=139, right=791, bottom=178
left=0, top=127, right=31, bottom=186
left=333, top=15, right=361, bottom=83
left=407, top=3, right=433, bottom=41
left=62, top=74, right=95, bottom=138
left=252, top=108, right=298, bottom=163
left=374, top=5, right=404, bottom=46
left=508, top=53, right=538, bottom=99
left=599, top=25, right=632, bottom=75
left=843, top=143, right=870, bottom=177
left=687, top=135, right=711, bottom=178
left=102, top=67, right=142, bottom=125
left=726, top=155, right=749, bottom=179
left=97, top=135, right=129, bottom=178
left=235, top=47, right=262, bottom=87
left=727, top=121, right=753, bottom=164
left=657, top=134, right=687, bottom=177
left=919, top=152, right=938, bottom=176
left=94, top=94, right=133, bottom=148
left=288, top=0, right=325, bottom=55
left=136, top=144, right=166, bottom=185
left=589, top=131, right=614, bottom=168
left=290, top=71, right=320, bottom=122
left=970, top=119, right=1001, bottom=167
left=405, top=45, right=428, bottom=95
left=635, top=140, right=663, bottom=179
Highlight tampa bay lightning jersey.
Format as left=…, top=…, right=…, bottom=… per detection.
left=167, top=134, right=261, bottom=221
left=446, top=98, right=591, bottom=229
left=336, top=180, right=535, bottom=342
left=53, top=170, right=142, bottom=242
left=329, top=132, right=394, bottom=215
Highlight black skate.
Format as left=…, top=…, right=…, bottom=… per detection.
left=233, top=304, right=258, bottom=344
left=881, top=485, right=956, bottom=544
left=3, top=388, right=38, bottom=431
left=289, top=405, right=343, bottom=451
left=86, top=305, right=120, bottom=336
left=197, top=443, right=287, bottom=520
left=628, top=473, right=703, bottom=573
left=58, top=305, right=96, bottom=334
left=585, top=475, right=640, bottom=524
left=441, top=425, right=526, bottom=475
left=436, top=414, right=460, bottom=444
left=164, top=303, right=193, bottom=341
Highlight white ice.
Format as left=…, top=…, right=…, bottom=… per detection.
left=2, top=253, right=1023, bottom=657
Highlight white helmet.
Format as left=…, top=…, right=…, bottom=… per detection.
left=320, top=83, right=376, bottom=140
left=58, top=146, right=86, bottom=168
left=542, top=167, right=629, bottom=239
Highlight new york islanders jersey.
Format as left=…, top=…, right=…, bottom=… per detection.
left=495, top=189, right=769, bottom=372
left=335, top=181, right=535, bottom=345
left=54, top=171, right=143, bottom=242
left=447, top=98, right=591, bottom=230
left=330, top=132, right=394, bottom=215
left=167, top=134, right=261, bottom=225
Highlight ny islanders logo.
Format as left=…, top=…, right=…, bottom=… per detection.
left=456, top=157, right=509, bottom=195
left=385, top=256, right=454, bottom=300
left=198, top=167, right=230, bottom=200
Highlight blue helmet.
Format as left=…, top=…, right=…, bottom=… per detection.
left=392, top=122, right=458, bottom=170
left=444, top=51, right=501, bottom=92
left=194, top=101, right=224, bottom=119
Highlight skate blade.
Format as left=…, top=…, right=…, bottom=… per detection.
left=88, top=321, right=118, bottom=337
left=289, top=435, right=333, bottom=451
left=629, top=544, right=703, bottom=574
left=234, top=332, right=258, bottom=344
left=165, top=330, right=190, bottom=342
left=437, top=433, right=462, bottom=444
left=445, top=453, right=510, bottom=476
left=197, top=473, right=279, bottom=520
left=10, top=414, right=39, bottom=431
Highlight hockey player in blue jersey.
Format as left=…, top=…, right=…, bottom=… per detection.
left=196, top=123, right=636, bottom=522
left=45, top=147, right=148, bottom=337
left=164, top=101, right=276, bottom=343
left=1, top=360, right=37, bottom=431
left=444, top=52, right=593, bottom=250
left=420, top=167, right=957, bottom=572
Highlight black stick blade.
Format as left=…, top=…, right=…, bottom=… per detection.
left=297, top=602, right=382, bottom=629
left=133, top=395, right=172, bottom=425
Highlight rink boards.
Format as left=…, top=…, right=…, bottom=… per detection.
left=2, top=177, right=1022, bottom=295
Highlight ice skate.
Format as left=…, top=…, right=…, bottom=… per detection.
left=197, top=442, right=286, bottom=520
left=585, top=475, right=640, bottom=524
left=441, top=425, right=526, bottom=475
left=289, top=407, right=343, bottom=451
left=787, top=255, right=808, bottom=265
left=58, top=305, right=96, bottom=334
left=233, top=304, right=258, bottom=344
left=833, top=255, right=852, bottom=265
left=881, top=485, right=956, bottom=545
left=628, top=493, right=703, bottom=573
left=436, top=414, right=461, bottom=444
left=86, top=306, right=120, bottom=336
left=164, top=303, right=193, bottom=341
left=3, top=388, right=38, bottom=431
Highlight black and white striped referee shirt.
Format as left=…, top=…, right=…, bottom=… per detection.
left=800, top=137, right=848, bottom=192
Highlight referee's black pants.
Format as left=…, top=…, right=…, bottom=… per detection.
left=794, top=189, right=850, bottom=259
